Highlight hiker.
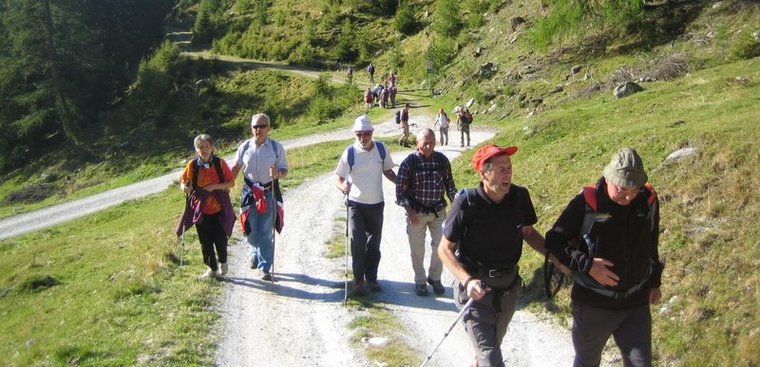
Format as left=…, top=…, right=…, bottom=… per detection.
left=438, top=144, right=562, bottom=367
left=177, top=134, right=236, bottom=279
left=396, top=128, right=457, bottom=296
left=367, top=63, right=375, bottom=83
left=398, top=104, right=411, bottom=147
left=379, top=87, right=388, bottom=108
left=388, top=84, right=397, bottom=108
left=335, top=115, right=397, bottom=296
left=372, top=84, right=384, bottom=105
left=433, top=107, right=450, bottom=146
left=388, top=71, right=397, bottom=87
left=545, top=147, right=664, bottom=367
left=231, top=113, right=289, bottom=281
left=364, top=87, right=374, bottom=108
left=456, top=106, right=473, bottom=147
left=347, top=65, right=353, bottom=78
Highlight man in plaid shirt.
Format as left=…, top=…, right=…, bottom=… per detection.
left=396, top=128, right=458, bottom=296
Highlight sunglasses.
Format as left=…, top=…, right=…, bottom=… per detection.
left=252, top=125, right=268, bottom=129
left=355, top=132, right=372, bottom=137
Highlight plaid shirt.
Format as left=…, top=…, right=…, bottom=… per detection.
left=396, top=151, right=457, bottom=213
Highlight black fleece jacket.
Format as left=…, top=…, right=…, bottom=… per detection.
left=545, top=177, right=663, bottom=309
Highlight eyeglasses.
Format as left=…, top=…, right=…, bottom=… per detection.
left=355, top=132, right=371, bottom=137
left=252, top=125, right=268, bottom=129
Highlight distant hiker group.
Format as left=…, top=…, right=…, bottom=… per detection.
left=176, top=110, right=663, bottom=367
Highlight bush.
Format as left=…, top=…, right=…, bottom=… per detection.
left=731, top=31, right=760, bottom=60
left=394, top=2, right=418, bottom=35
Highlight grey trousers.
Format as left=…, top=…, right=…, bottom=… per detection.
left=571, top=301, right=653, bottom=367
left=455, top=269, right=522, bottom=367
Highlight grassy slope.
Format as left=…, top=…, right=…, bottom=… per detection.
left=448, top=57, right=760, bottom=366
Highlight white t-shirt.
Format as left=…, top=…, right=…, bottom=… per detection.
left=436, top=113, right=450, bottom=128
left=335, top=141, right=394, bottom=205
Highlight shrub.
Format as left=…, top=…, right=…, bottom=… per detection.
left=731, top=31, right=760, bottom=60
left=394, top=2, right=418, bottom=35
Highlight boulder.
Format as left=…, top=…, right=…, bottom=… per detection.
left=663, top=147, right=697, bottom=165
left=613, top=82, right=644, bottom=98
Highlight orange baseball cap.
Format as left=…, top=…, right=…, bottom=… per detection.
left=471, top=144, right=518, bottom=171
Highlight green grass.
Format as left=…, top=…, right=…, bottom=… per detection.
left=446, top=57, right=760, bottom=366
left=346, top=300, right=420, bottom=367
left=0, top=189, right=221, bottom=366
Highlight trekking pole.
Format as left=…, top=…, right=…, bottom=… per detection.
left=270, top=176, right=277, bottom=283
left=178, top=224, right=186, bottom=269
left=420, top=297, right=475, bottom=367
left=343, top=193, right=350, bottom=305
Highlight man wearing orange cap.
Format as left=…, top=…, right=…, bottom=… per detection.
left=438, top=144, right=563, bottom=367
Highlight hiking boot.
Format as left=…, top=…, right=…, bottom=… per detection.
left=367, top=280, right=382, bottom=292
left=200, top=268, right=217, bottom=279
left=427, top=278, right=445, bottom=296
left=261, top=271, right=272, bottom=281
left=351, top=280, right=367, bottom=297
left=219, top=262, right=228, bottom=275
left=415, top=284, right=429, bottom=296
left=250, top=257, right=258, bottom=269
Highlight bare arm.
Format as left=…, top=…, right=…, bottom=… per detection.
left=522, top=225, right=546, bottom=255
left=336, top=175, right=351, bottom=194
left=438, top=237, right=487, bottom=300
left=269, top=165, right=288, bottom=180
left=203, top=181, right=235, bottom=192
left=383, top=169, right=397, bottom=184
left=231, top=163, right=242, bottom=179
left=524, top=225, right=571, bottom=274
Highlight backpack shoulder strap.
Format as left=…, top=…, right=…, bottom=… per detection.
left=348, top=142, right=386, bottom=174
left=460, top=188, right=477, bottom=224
left=347, top=145, right=355, bottom=173
left=643, top=182, right=657, bottom=231
left=192, top=158, right=200, bottom=189
left=582, top=186, right=597, bottom=211
left=213, top=155, right=224, bottom=183
left=581, top=185, right=597, bottom=236
left=375, top=141, right=387, bottom=161
left=270, top=138, right=280, bottom=161
left=644, top=182, right=657, bottom=206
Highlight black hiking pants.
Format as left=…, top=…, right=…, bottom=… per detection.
left=196, top=212, right=228, bottom=271
left=347, top=201, right=384, bottom=282
left=571, top=301, right=652, bottom=367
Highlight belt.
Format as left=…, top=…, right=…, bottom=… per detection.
left=258, top=182, right=273, bottom=192
left=476, top=267, right=515, bottom=278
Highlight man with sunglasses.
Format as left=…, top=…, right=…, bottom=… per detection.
left=335, top=115, right=397, bottom=296
left=545, top=147, right=663, bottom=367
left=231, top=113, right=289, bottom=281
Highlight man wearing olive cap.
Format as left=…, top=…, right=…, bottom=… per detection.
left=438, top=144, right=564, bottom=367
left=546, top=147, right=663, bottom=367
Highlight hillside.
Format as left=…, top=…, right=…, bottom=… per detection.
left=0, top=0, right=758, bottom=365
left=177, top=0, right=760, bottom=365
